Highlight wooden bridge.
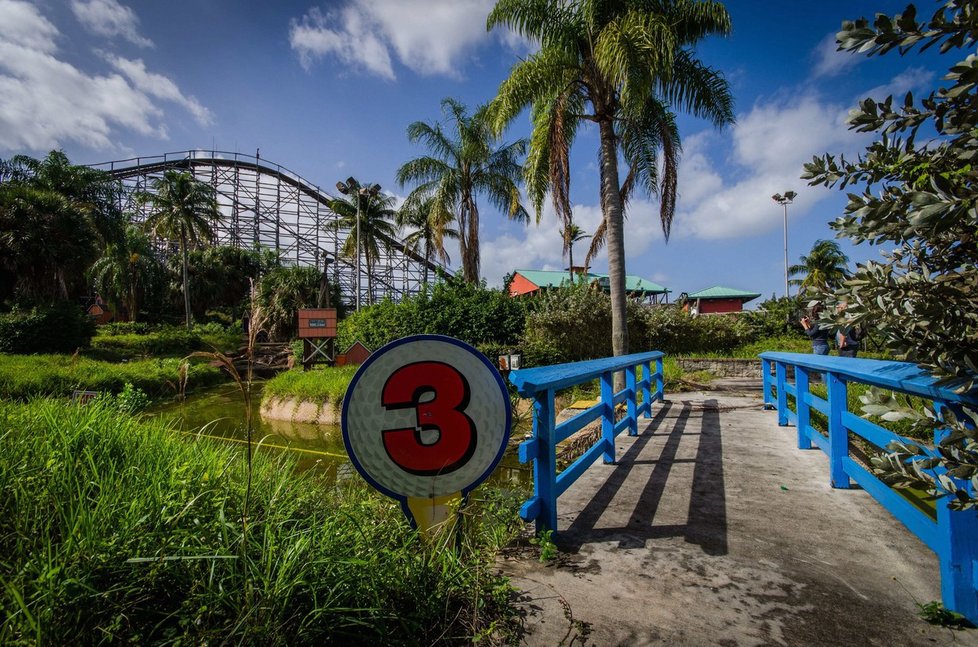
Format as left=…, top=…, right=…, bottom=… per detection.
left=505, top=355, right=978, bottom=646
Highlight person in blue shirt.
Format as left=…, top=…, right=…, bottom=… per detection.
left=800, top=304, right=829, bottom=355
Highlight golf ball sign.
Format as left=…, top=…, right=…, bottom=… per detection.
left=342, top=335, right=511, bottom=501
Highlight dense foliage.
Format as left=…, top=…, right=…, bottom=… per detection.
left=337, top=275, right=527, bottom=352
left=255, top=265, right=343, bottom=341
left=804, top=0, right=978, bottom=508
left=0, top=400, right=523, bottom=644
left=0, top=303, right=95, bottom=354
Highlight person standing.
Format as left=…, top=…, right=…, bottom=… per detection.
left=837, top=325, right=863, bottom=357
left=800, top=304, right=829, bottom=355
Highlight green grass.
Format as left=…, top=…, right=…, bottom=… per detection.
left=0, top=354, right=224, bottom=400
left=0, top=399, right=523, bottom=644
left=261, top=366, right=360, bottom=406
left=90, top=327, right=241, bottom=359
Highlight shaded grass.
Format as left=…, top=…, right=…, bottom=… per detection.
left=0, top=400, right=523, bottom=645
left=0, top=354, right=223, bottom=400
left=261, top=366, right=360, bottom=408
left=90, top=328, right=241, bottom=359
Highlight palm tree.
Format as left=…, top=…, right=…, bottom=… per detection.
left=326, top=179, right=399, bottom=305
left=487, top=0, right=734, bottom=360
left=561, top=223, right=590, bottom=284
left=789, top=239, right=851, bottom=295
left=89, top=225, right=161, bottom=321
left=397, top=97, right=529, bottom=283
left=397, top=195, right=458, bottom=285
left=140, top=170, right=221, bottom=329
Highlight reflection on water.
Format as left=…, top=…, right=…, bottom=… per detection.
left=149, top=382, right=531, bottom=488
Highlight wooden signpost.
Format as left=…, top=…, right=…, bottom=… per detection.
left=297, top=308, right=337, bottom=370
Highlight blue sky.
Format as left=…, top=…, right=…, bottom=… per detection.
left=0, top=0, right=950, bottom=304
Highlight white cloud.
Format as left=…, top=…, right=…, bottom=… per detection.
left=674, top=93, right=866, bottom=240
left=289, top=0, right=505, bottom=79
left=861, top=66, right=933, bottom=101
left=104, top=54, right=212, bottom=125
left=71, top=0, right=153, bottom=47
left=0, top=0, right=59, bottom=53
left=0, top=1, right=211, bottom=152
left=812, top=32, right=858, bottom=78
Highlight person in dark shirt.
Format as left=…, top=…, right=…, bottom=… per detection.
left=837, top=325, right=863, bottom=357
left=800, top=304, right=829, bottom=355
left=835, top=302, right=863, bottom=357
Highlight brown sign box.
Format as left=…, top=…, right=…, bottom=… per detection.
left=297, top=308, right=337, bottom=338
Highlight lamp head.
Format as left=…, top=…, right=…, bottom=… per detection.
left=772, top=193, right=782, bottom=202
left=336, top=181, right=350, bottom=195
left=784, top=190, right=797, bottom=201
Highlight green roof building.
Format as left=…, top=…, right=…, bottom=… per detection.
left=509, top=269, right=670, bottom=303
left=684, top=285, right=761, bottom=314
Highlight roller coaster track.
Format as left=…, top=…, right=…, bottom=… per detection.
left=91, top=149, right=446, bottom=306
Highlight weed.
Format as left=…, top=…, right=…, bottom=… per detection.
left=530, top=530, right=559, bottom=562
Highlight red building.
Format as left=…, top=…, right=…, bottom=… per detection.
left=685, top=286, right=760, bottom=314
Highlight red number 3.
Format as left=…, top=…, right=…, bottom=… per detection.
left=381, top=361, right=477, bottom=475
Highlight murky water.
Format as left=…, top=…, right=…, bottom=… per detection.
left=149, top=382, right=531, bottom=488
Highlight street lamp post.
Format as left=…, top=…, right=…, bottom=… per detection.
left=336, top=178, right=381, bottom=311
left=772, top=191, right=796, bottom=298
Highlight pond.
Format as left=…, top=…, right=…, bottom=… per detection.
left=149, top=382, right=532, bottom=490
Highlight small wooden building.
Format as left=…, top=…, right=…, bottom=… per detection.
left=684, top=286, right=761, bottom=314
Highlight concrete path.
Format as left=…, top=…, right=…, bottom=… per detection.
left=501, top=384, right=978, bottom=646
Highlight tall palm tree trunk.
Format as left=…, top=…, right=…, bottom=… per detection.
left=180, top=227, right=192, bottom=330
left=462, top=198, right=481, bottom=282
left=568, top=242, right=575, bottom=285
left=598, top=119, right=628, bottom=363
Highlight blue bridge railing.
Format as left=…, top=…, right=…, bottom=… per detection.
left=509, top=351, right=665, bottom=534
left=760, top=352, right=978, bottom=624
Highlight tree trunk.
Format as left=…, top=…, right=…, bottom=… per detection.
left=181, top=227, right=192, bottom=330
left=598, top=118, right=628, bottom=366
left=568, top=242, right=575, bottom=285
left=462, top=197, right=480, bottom=282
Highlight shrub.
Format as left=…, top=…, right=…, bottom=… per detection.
left=337, top=275, right=527, bottom=352
left=0, top=302, right=95, bottom=354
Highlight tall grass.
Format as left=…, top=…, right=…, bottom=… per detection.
left=0, top=354, right=223, bottom=400
left=262, top=366, right=360, bottom=406
left=0, top=400, right=522, bottom=644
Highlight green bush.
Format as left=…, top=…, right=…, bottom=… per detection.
left=0, top=303, right=96, bottom=354
left=0, top=400, right=522, bottom=643
left=337, top=276, right=527, bottom=352
left=641, top=306, right=748, bottom=356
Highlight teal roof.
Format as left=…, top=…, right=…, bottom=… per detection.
left=514, top=269, right=669, bottom=294
left=687, top=285, right=761, bottom=301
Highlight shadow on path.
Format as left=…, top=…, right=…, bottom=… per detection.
left=558, top=399, right=727, bottom=555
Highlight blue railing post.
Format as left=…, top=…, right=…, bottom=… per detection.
left=826, top=371, right=850, bottom=489
left=532, top=389, right=557, bottom=534
left=600, top=370, right=615, bottom=464
left=934, top=407, right=978, bottom=623
left=655, top=357, right=664, bottom=401
left=762, top=357, right=775, bottom=409
left=641, top=361, right=652, bottom=418
left=626, top=365, right=638, bottom=436
left=796, top=367, right=812, bottom=450
left=776, top=362, right=788, bottom=426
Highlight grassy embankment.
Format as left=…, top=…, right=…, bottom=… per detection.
left=0, top=399, right=524, bottom=644
left=261, top=365, right=360, bottom=411
left=0, top=354, right=223, bottom=400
